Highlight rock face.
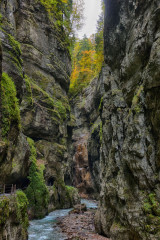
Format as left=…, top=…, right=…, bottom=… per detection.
left=16, top=0, right=71, bottom=185
left=68, top=75, right=105, bottom=198
left=0, top=192, right=29, bottom=240
left=1, top=0, right=160, bottom=239
left=0, top=0, right=71, bottom=188
left=95, top=0, right=160, bottom=239
left=0, top=0, right=78, bottom=232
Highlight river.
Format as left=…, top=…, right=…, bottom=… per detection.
left=28, top=199, right=98, bottom=240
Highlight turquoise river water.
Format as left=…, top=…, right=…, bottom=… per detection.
left=28, top=199, right=98, bottom=240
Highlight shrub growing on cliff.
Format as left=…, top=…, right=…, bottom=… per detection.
left=38, top=0, right=84, bottom=42
left=16, top=190, right=29, bottom=238
left=39, top=0, right=72, bottom=31
left=26, top=138, right=49, bottom=218
left=0, top=196, right=10, bottom=225
left=1, top=72, right=21, bottom=137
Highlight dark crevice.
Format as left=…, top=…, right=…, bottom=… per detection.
left=47, top=177, right=55, bottom=186
left=0, top=44, right=2, bottom=137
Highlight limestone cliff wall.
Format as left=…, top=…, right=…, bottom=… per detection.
left=68, top=72, right=105, bottom=198
left=0, top=0, right=71, bottom=186
left=0, top=0, right=78, bottom=232
left=95, top=0, right=160, bottom=239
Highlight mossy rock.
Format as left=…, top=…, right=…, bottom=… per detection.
left=1, top=72, right=21, bottom=138
left=25, top=138, right=49, bottom=219
left=0, top=196, right=10, bottom=225
left=23, top=75, right=68, bottom=122
left=15, top=190, right=29, bottom=238
left=53, top=179, right=80, bottom=209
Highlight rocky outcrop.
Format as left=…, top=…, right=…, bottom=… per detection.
left=48, top=184, right=80, bottom=211
left=0, top=191, right=29, bottom=240
left=0, top=0, right=71, bottom=190
left=95, top=0, right=160, bottom=239
left=68, top=75, right=105, bottom=198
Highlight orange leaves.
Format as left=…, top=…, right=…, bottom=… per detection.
left=69, top=33, right=104, bottom=97
left=79, top=50, right=96, bottom=71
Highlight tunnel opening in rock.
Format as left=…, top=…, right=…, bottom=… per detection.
left=64, top=174, right=72, bottom=186
left=47, top=176, right=55, bottom=186
left=67, top=125, right=73, bottom=139
left=86, top=186, right=94, bottom=195
left=15, top=178, right=30, bottom=190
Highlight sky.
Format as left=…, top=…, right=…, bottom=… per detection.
left=77, top=0, right=102, bottom=39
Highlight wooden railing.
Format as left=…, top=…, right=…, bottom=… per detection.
left=0, top=184, right=17, bottom=195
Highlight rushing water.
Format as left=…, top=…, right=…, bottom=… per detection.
left=28, top=199, right=98, bottom=240
left=81, top=199, right=98, bottom=209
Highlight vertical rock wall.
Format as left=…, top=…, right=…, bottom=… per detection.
left=68, top=73, right=105, bottom=198
left=0, top=0, right=71, bottom=187
left=95, top=0, right=160, bottom=239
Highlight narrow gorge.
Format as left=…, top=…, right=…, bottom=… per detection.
left=0, top=0, right=160, bottom=240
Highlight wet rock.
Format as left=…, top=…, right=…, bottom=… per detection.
left=70, top=204, right=87, bottom=214
left=58, top=209, right=110, bottom=240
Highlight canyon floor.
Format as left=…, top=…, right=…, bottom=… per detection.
left=57, top=209, right=110, bottom=240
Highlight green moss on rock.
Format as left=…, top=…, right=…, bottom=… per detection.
left=0, top=196, right=10, bottom=225
left=24, top=75, right=68, bottom=121
left=98, top=97, right=103, bottom=111
left=7, top=34, right=21, bottom=55
left=0, top=193, right=29, bottom=238
left=6, top=34, right=23, bottom=74
left=132, top=85, right=144, bottom=113
left=143, top=193, right=160, bottom=234
left=53, top=179, right=80, bottom=209
left=16, top=190, right=29, bottom=238
left=143, top=193, right=160, bottom=216
left=26, top=138, right=49, bottom=218
left=1, top=72, right=21, bottom=137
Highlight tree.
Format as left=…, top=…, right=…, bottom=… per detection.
left=70, top=0, right=84, bottom=38
left=39, top=0, right=84, bottom=45
left=26, top=138, right=49, bottom=218
left=69, top=0, right=104, bottom=97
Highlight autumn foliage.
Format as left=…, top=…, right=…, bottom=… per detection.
left=69, top=20, right=104, bottom=97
